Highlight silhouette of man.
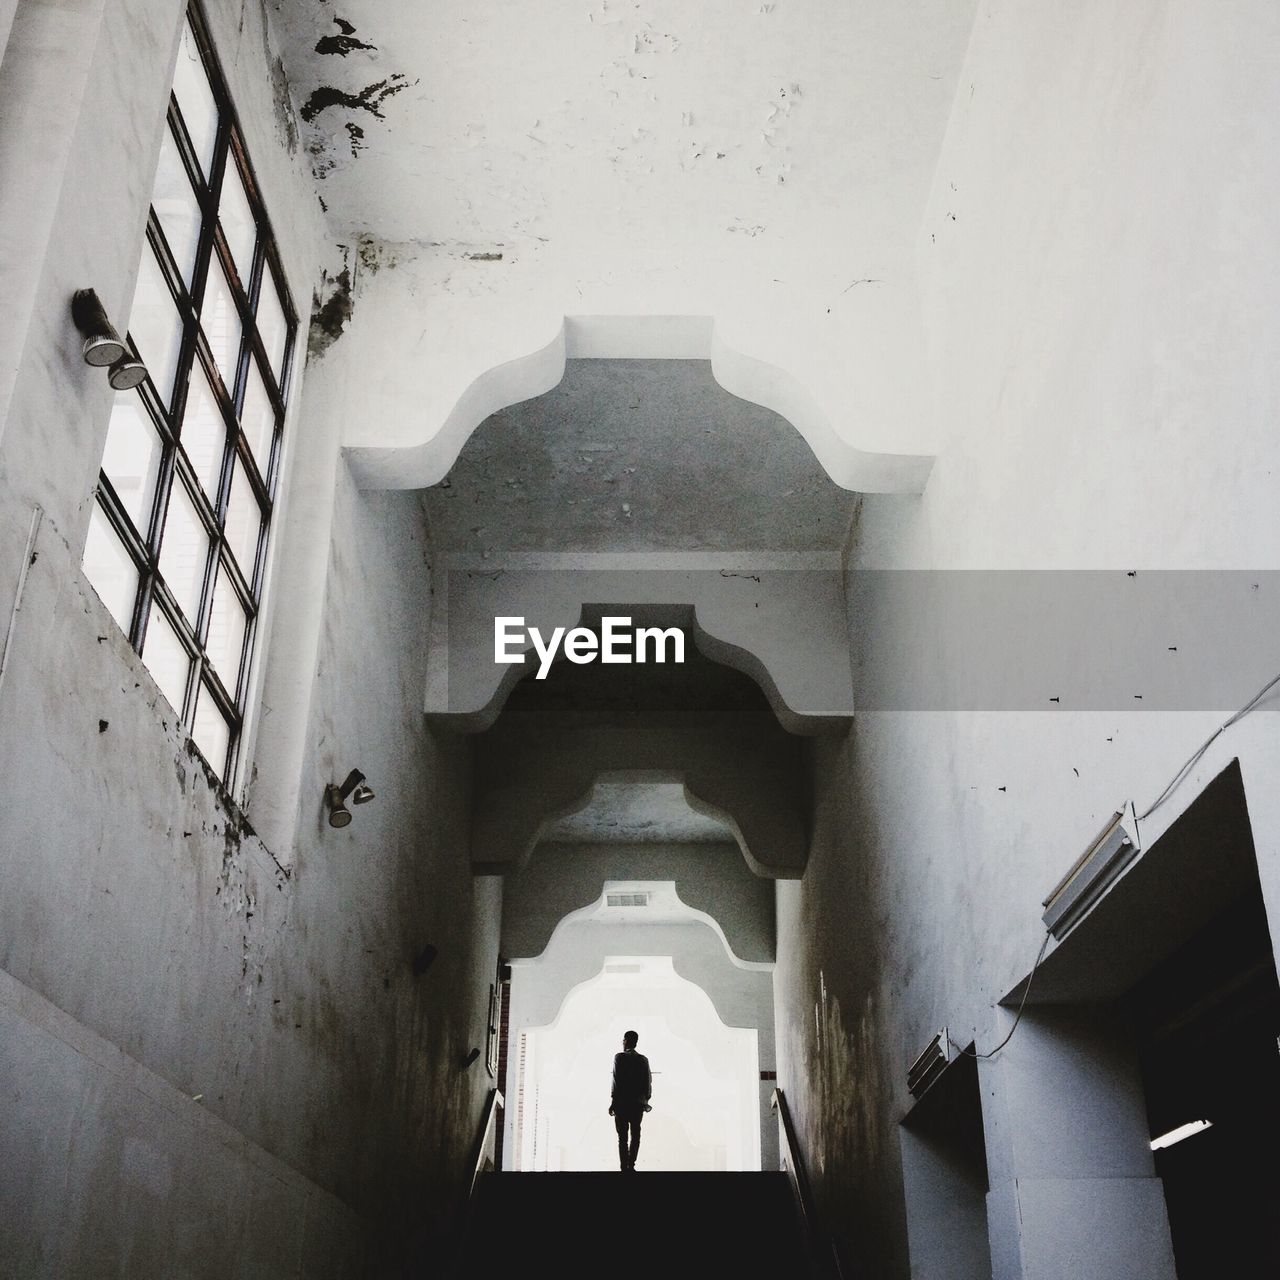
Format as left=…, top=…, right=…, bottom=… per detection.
left=608, top=1029, right=652, bottom=1173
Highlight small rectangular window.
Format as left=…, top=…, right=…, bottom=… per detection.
left=606, top=893, right=652, bottom=908
left=82, top=4, right=297, bottom=788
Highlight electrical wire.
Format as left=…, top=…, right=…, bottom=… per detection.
left=947, top=669, right=1280, bottom=1063
left=1136, top=669, right=1280, bottom=822
left=949, top=926, right=1053, bottom=1061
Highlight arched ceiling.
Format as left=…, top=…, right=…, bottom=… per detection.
left=542, top=779, right=731, bottom=844
left=261, top=1, right=984, bottom=862
left=470, top=637, right=810, bottom=875
left=425, top=358, right=857, bottom=555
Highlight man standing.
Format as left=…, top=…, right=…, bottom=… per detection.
left=608, top=1029, right=652, bottom=1173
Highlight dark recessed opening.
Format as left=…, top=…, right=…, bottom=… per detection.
left=899, top=1048, right=992, bottom=1279
left=1124, top=884, right=1280, bottom=1277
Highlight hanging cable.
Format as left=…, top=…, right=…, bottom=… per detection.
left=949, top=927, right=1053, bottom=1061
left=1137, top=669, right=1280, bottom=822
left=949, top=668, right=1280, bottom=1063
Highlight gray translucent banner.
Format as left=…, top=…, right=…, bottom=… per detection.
left=847, top=570, right=1279, bottom=711
left=435, top=568, right=1280, bottom=716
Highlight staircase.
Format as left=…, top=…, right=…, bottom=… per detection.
left=453, top=1171, right=811, bottom=1278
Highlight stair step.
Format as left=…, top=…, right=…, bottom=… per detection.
left=455, top=1172, right=806, bottom=1279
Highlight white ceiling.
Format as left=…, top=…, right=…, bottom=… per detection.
left=270, top=0, right=979, bottom=258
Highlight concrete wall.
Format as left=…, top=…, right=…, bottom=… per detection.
left=0, top=0, right=500, bottom=1272
left=0, top=967, right=369, bottom=1277
left=5, top=0, right=1279, bottom=1272
left=774, top=1, right=1280, bottom=1276
left=502, top=841, right=775, bottom=965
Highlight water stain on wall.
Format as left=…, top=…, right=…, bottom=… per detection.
left=309, top=263, right=354, bottom=357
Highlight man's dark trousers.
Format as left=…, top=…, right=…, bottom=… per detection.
left=614, top=1104, right=643, bottom=1170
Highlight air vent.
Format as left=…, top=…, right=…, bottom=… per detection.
left=606, top=892, right=651, bottom=908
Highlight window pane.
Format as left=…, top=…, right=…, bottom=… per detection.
left=142, top=601, right=191, bottom=715
left=192, top=682, right=231, bottom=777
left=200, top=256, right=242, bottom=393
left=171, top=20, right=218, bottom=181
left=256, top=268, right=289, bottom=383
left=83, top=504, right=138, bottom=633
left=101, top=395, right=163, bottom=532
left=206, top=563, right=248, bottom=694
left=181, top=362, right=228, bottom=500
left=158, top=478, right=211, bottom=623
left=224, top=460, right=262, bottom=580
left=218, top=159, right=256, bottom=287
left=153, top=124, right=202, bottom=286
left=128, top=248, right=183, bottom=409
left=239, top=357, right=276, bottom=472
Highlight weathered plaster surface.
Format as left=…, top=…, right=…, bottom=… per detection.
left=502, top=841, right=775, bottom=965
left=773, top=2, right=1280, bottom=1274
left=0, top=0, right=497, bottom=1269
left=4, top=0, right=1280, bottom=1273
left=424, top=359, right=857, bottom=553
left=271, top=0, right=984, bottom=486
left=0, top=467, right=500, bottom=1270
left=0, top=968, right=369, bottom=1277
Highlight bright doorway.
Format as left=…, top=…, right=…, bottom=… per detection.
left=510, top=956, right=761, bottom=1171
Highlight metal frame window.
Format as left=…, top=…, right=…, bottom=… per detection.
left=83, top=3, right=296, bottom=786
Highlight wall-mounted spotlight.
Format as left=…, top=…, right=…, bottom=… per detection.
left=71, top=289, right=148, bottom=391
left=325, top=768, right=376, bottom=828
left=461, top=1047, right=482, bottom=1070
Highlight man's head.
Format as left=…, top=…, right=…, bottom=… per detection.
left=623, top=1030, right=639, bottom=1050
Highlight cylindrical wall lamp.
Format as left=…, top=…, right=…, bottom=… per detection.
left=70, top=289, right=148, bottom=390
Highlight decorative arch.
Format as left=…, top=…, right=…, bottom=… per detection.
left=343, top=314, right=934, bottom=494
left=429, top=597, right=853, bottom=736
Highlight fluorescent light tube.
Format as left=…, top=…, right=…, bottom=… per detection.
left=1150, top=1120, right=1212, bottom=1151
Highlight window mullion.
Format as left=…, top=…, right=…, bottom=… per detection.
left=82, top=3, right=297, bottom=791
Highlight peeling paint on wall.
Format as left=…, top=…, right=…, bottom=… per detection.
left=308, top=262, right=354, bottom=357
left=260, top=6, right=300, bottom=159
left=300, top=74, right=416, bottom=125
left=270, top=65, right=300, bottom=157
left=315, top=17, right=376, bottom=58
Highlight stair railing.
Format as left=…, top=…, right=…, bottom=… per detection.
left=772, top=1088, right=846, bottom=1280
left=445, top=1088, right=504, bottom=1278
left=467, top=1087, right=504, bottom=1200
